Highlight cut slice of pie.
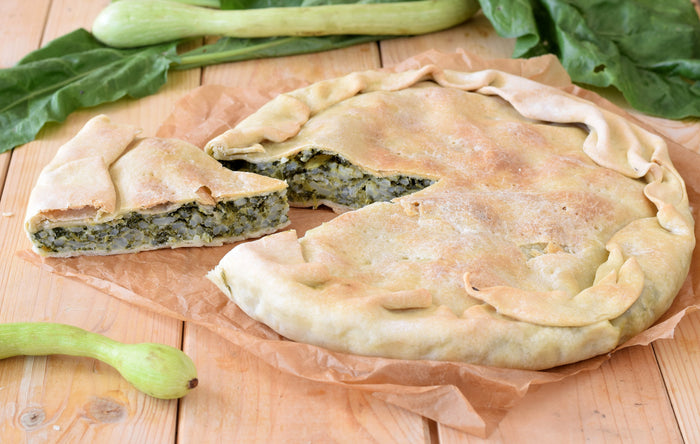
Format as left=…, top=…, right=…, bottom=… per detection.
left=25, top=114, right=289, bottom=257
left=206, top=66, right=695, bottom=370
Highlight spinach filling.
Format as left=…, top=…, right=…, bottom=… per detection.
left=221, top=149, right=435, bottom=208
left=31, top=191, right=288, bottom=255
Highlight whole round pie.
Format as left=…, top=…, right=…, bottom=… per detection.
left=205, top=65, right=695, bottom=370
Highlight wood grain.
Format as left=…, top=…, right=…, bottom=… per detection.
left=0, top=0, right=51, bottom=211
left=179, top=324, right=430, bottom=443
left=379, top=13, right=515, bottom=65
left=0, top=0, right=50, bottom=68
left=436, top=347, right=682, bottom=443
left=2, top=2, right=700, bottom=443
left=201, top=41, right=381, bottom=89
left=654, top=312, right=700, bottom=443
left=0, top=1, right=192, bottom=442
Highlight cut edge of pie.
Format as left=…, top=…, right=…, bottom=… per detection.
left=25, top=115, right=290, bottom=258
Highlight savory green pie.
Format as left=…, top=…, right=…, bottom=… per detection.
left=205, top=66, right=695, bottom=370
left=25, top=114, right=289, bottom=257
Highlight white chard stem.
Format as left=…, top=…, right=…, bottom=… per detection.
left=93, top=0, right=480, bottom=48
left=0, top=322, right=198, bottom=399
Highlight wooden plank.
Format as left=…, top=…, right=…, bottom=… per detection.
left=3, top=2, right=698, bottom=443
left=201, top=42, right=382, bottom=89
left=378, top=13, right=515, bottom=65
left=0, top=0, right=51, bottom=207
left=0, top=123, right=180, bottom=444
left=0, top=0, right=50, bottom=68
left=178, top=43, right=432, bottom=443
left=653, top=312, right=700, bottom=443
left=0, top=1, right=199, bottom=442
left=437, top=347, right=682, bottom=443
left=179, top=324, right=431, bottom=443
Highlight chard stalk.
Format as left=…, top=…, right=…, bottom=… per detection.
left=92, top=0, right=480, bottom=48
left=0, top=322, right=198, bottom=400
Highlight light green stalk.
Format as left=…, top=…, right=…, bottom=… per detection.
left=0, top=322, right=198, bottom=399
left=93, top=0, right=480, bottom=48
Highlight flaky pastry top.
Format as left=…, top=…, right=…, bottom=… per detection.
left=25, top=115, right=286, bottom=233
left=206, top=66, right=694, bottom=369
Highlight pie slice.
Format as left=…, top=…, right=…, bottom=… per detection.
left=205, top=66, right=695, bottom=370
left=25, top=114, right=289, bottom=257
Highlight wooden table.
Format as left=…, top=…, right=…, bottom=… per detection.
left=2, top=1, right=700, bottom=442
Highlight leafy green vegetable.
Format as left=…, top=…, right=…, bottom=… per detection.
left=480, top=0, right=700, bottom=119
left=0, top=0, right=470, bottom=154
left=0, top=29, right=178, bottom=154
left=0, top=29, right=393, bottom=154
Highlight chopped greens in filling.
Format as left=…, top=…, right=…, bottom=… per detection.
left=222, top=149, right=435, bottom=208
left=31, top=191, right=288, bottom=255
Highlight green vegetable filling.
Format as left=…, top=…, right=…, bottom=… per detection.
left=31, top=191, right=288, bottom=254
left=222, top=149, right=435, bottom=208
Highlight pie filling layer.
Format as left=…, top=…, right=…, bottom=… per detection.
left=30, top=191, right=289, bottom=255
left=221, top=149, right=435, bottom=208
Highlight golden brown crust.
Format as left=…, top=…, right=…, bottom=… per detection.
left=205, top=66, right=695, bottom=369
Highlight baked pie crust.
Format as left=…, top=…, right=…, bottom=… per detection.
left=25, top=115, right=289, bottom=257
left=206, top=65, right=695, bottom=370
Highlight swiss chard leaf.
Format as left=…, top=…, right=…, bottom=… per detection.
left=1, top=0, right=417, bottom=153
left=480, top=0, right=700, bottom=119
left=0, top=29, right=178, bottom=154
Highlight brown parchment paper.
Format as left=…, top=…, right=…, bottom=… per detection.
left=19, top=50, right=700, bottom=438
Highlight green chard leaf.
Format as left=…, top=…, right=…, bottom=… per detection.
left=0, top=29, right=178, bottom=154
left=480, top=0, right=700, bottom=119
left=0, top=0, right=415, bottom=153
